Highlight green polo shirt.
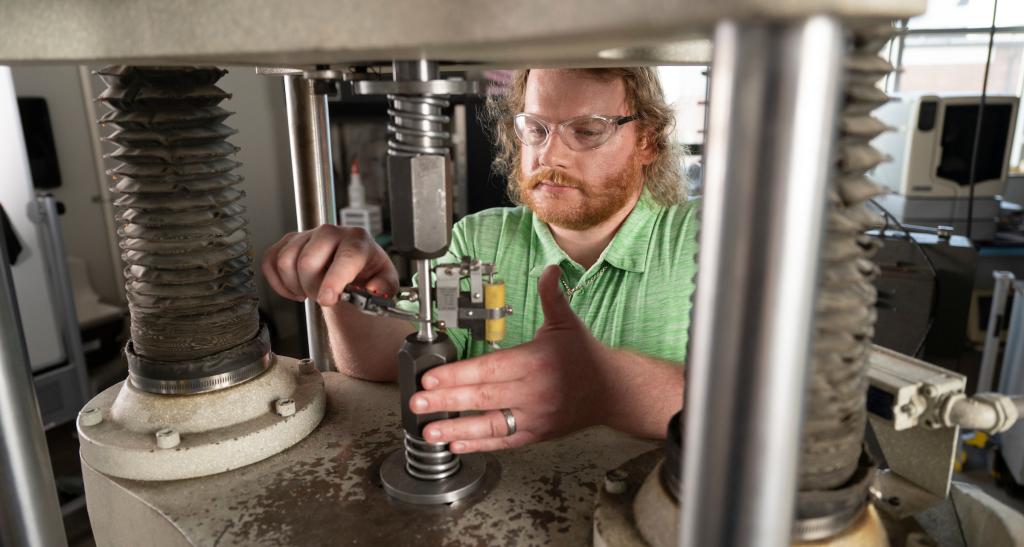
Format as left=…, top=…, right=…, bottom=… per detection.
left=420, top=189, right=700, bottom=364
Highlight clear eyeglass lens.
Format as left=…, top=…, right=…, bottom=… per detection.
left=515, top=115, right=549, bottom=146
left=514, top=114, right=616, bottom=150
left=565, top=118, right=613, bottom=149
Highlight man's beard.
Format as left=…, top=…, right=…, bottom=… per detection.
left=516, top=157, right=644, bottom=231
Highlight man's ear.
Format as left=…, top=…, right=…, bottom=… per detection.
left=636, top=132, right=657, bottom=166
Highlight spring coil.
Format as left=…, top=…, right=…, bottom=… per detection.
left=386, top=95, right=451, bottom=156
left=404, top=432, right=461, bottom=481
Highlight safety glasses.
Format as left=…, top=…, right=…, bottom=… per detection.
left=513, top=112, right=639, bottom=151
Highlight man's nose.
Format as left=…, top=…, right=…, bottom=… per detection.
left=537, top=129, right=572, bottom=170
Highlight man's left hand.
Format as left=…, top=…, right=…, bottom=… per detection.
left=409, top=264, right=612, bottom=453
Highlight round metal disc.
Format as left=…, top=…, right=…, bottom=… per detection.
left=351, top=79, right=479, bottom=96
left=379, top=449, right=486, bottom=505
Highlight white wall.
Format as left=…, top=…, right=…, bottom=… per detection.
left=0, top=66, right=65, bottom=370
left=11, top=65, right=121, bottom=305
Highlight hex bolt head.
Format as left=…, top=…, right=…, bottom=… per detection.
left=155, top=428, right=180, bottom=449
left=604, top=469, right=628, bottom=494
left=275, top=398, right=296, bottom=417
left=79, top=407, right=103, bottom=427
left=298, top=359, right=316, bottom=375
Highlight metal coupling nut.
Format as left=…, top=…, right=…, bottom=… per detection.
left=155, top=428, right=180, bottom=449
left=275, top=398, right=296, bottom=417
left=79, top=407, right=103, bottom=427
left=974, top=392, right=1020, bottom=434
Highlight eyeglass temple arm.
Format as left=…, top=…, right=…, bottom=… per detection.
left=616, top=114, right=640, bottom=125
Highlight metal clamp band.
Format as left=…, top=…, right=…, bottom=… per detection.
left=791, top=503, right=865, bottom=542
left=126, top=324, right=273, bottom=395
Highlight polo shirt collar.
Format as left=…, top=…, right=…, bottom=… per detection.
left=529, top=187, right=660, bottom=277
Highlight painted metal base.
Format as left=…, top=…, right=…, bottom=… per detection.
left=82, top=371, right=657, bottom=545
left=592, top=449, right=669, bottom=547
left=78, top=355, right=326, bottom=481
left=379, top=448, right=487, bottom=505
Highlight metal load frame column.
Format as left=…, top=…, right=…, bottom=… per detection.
left=284, top=74, right=338, bottom=372
left=0, top=220, right=68, bottom=547
left=680, top=16, right=846, bottom=547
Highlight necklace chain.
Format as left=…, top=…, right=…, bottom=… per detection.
left=560, top=265, right=609, bottom=297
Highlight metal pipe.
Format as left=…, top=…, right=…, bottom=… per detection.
left=393, top=60, right=438, bottom=83
left=35, top=194, right=91, bottom=405
left=946, top=394, right=1021, bottom=433
left=680, top=16, right=845, bottom=547
left=979, top=271, right=1015, bottom=393
left=0, top=216, right=68, bottom=547
left=284, top=74, right=338, bottom=372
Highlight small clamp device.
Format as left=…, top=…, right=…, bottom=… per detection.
left=340, top=256, right=513, bottom=345
left=433, top=256, right=513, bottom=345
left=339, top=285, right=421, bottom=322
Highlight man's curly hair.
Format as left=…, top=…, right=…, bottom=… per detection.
left=483, top=68, right=684, bottom=207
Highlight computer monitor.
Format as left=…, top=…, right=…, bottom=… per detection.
left=872, top=93, right=1019, bottom=200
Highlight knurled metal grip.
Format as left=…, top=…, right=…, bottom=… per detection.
left=398, top=332, right=458, bottom=435
left=387, top=154, right=453, bottom=259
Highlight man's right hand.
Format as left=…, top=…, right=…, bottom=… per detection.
left=261, top=225, right=399, bottom=308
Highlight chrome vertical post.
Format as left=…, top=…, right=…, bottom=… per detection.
left=999, top=281, right=1024, bottom=395
left=680, top=16, right=846, bottom=547
left=979, top=271, right=1015, bottom=392
left=35, top=194, right=91, bottom=405
left=284, top=74, right=338, bottom=372
left=0, top=218, right=68, bottom=547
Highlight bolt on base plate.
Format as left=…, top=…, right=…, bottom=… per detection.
left=379, top=449, right=487, bottom=505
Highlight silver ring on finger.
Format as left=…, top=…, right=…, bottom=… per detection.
left=500, top=408, right=517, bottom=436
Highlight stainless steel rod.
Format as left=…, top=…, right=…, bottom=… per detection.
left=680, top=16, right=845, bottom=547
left=416, top=259, right=437, bottom=342
left=0, top=214, right=68, bottom=547
left=284, top=74, right=338, bottom=372
left=980, top=271, right=1015, bottom=392
left=36, top=194, right=92, bottom=405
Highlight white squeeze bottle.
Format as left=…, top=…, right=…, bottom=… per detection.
left=339, top=159, right=382, bottom=236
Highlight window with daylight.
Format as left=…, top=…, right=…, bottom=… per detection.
left=889, top=0, right=1024, bottom=171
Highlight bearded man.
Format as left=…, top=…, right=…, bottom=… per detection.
left=262, top=67, right=700, bottom=453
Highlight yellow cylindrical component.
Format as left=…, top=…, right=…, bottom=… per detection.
left=484, top=281, right=506, bottom=343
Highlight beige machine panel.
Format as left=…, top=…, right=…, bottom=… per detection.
left=1, top=0, right=923, bottom=66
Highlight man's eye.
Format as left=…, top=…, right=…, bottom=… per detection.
left=573, top=129, right=601, bottom=138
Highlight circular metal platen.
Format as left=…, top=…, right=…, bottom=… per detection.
left=351, top=79, right=479, bottom=96
left=379, top=449, right=486, bottom=505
